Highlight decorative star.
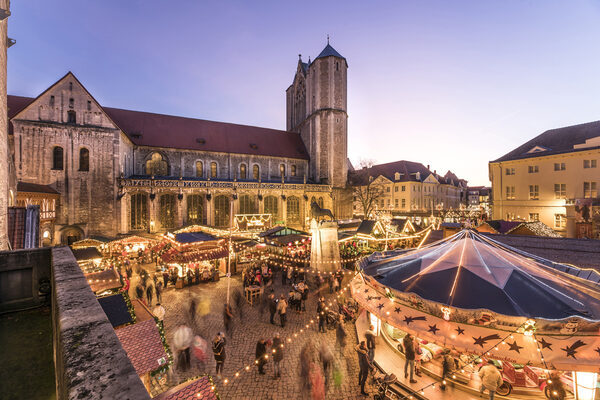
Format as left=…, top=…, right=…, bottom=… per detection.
left=473, top=334, right=501, bottom=348
left=455, top=326, right=465, bottom=336
left=595, top=347, right=600, bottom=357
left=364, top=289, right=369, bottom=293
left=394, top=307, right=401, bottom=314
left=562, top=340, right=586, bottom=359
left=428, top=324, right=439, bottom=335
left=403, top=315, right=427, bottom=326
left=367, top=296, right=374, bottom=301
left=538, top=338, right=553, bottom=351
left=507, top=341, right=524, bottom=353
left=376, top=303, right=384, bottom=311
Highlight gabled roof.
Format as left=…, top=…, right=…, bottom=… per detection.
left=115, top=319, right=168, bottom=376
left=155, top=376, right=217, bottom=400
left=98, top=294, right=133, bottom=328
left=479, top=220, right=522, bottom=234
left=8, top=72, right=310, bottom=160
left=17, top=181, right=60, bottom=195
left=492, top=120, right=600, bottom=163
left=349, top=160, right=433, bottom=185
left=72, top=247, right=102, bottom=261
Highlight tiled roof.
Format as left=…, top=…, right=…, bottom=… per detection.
left=348, top=160, right=433, bottom=185
left=72, top=247, right=102, bottom=261
left=7, top=94, right=309, bottom=160
left=17, top=181, right=60, bottom=195
left=85, top=269, right=121, bottom=293
left=98, top=294, right=133, bottom=327
left=492, top=120, right=600, bottom=162
left=155, top=376, right=217, bottom=400
left=481, top=220, right=522, bottom=234
left=115, top=319, right=168, bottom=376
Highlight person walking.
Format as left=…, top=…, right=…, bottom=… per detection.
left=319, top=342, right=334, bottom=387
left=440, top=349, right=455, bottom=390
left=223, top=303, right=233, bottom=336
left=155, top=281, right=163, bottom=303
left=479, top=360, right=504, bottom=400
left=281, top=266, right=287, bottom=285
left=255, top=338, right=268, bottom=375
left=317, top=297, right=327, bottom=333
left=146, top=283, right=154, bottom=306
left=336, top=316, right=347, bottom=352
left=365, top=325, right=376, bottom=362
left=403, top=333, right=417, bottom=383
left=135, top=283, right=144, bottom=303
left=356, top=341, right=373, bottom=396
left=268, top=293, right=277, bottom=325
left=272, top=332, right=283, bottom=378
left=277, top=294, right=288, bottom=328
left=287, top=266, right=293, bottom=284
left=212, top=332, right=226, bottom=378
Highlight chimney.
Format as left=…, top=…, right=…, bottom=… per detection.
left=427, top=164, right=430, bottom=170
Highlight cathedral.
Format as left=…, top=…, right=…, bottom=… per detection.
left=8, top=42, right=351, bottom=244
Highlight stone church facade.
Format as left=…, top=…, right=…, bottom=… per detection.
left=9, top=42, right=350, bottom=244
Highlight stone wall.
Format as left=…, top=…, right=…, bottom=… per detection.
left=0, top=0, right=9, bottom=249
left=0, top=247, right=51, bottom=312
left=51, top=246, right=149, bottom=400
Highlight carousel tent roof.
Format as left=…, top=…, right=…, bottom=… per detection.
left=361, top=230, right=600, bottom=320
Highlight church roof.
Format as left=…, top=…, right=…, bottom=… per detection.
left=315, top=43, right=345, bottom=61
left=7, top=94, right=309, bottom=160
left=492, top=119, right=600, bottom=163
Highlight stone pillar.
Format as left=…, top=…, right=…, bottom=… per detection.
left=310, top=219, right=340, bottom=273
left=282, top=197, right=287, bottom=225
left=206, top=194, right=213, bottom=226
left=177, top=194, right=184, bottom=228
left=119, top=193, right=128, bottom=234
left=0, top=1, right=9, bottom=250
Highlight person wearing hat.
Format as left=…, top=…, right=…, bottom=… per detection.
left=402, top=333, right=417, bottom=383
left=212, top=332, right=226, bottom=377
left=478, top=360, right=503, bottom=400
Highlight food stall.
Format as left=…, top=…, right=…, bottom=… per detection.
left=352, top=229, right=600, bottom=399
left=108, top=235, right=158, bottom=258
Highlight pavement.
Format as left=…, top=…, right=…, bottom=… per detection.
left=132, top=268, right=372, bottom=400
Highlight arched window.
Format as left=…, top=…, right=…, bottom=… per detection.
left=239, top=194, right=258, bottom=214
left=159, top=193, right=177, bottom=229
left=318, top=197, right=324, bottom=208
left=286, top=196, right=301, bottom=224
left=210, top=162, right=218, bottom=179
left=214, top=195, right=230, bottom=227
left=52, top=146, right=63, bottom=170
left=264, top=195, right=278, bottom=219
left=187, top=194, right=205, bottom=225
left=280, top=164, right=286, bottom=178
left=79, top=148, right=89, bottom=171
left=146, top=152, right=168, bottom=176
left=195, top=161, right=203, bottom=178
left=291, top=165, right=297, bottom=177
left=253, top=165, right=260, bottom=180
left=130, top=193, right=148, bottom=230
left=239, top=163, right=247, bottom=180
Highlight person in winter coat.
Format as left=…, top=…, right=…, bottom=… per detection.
left=135, top=283, right=144, bottom=303
left=212, top=333, right=226, bottom=377
left=479, top=360, right=504, bottom=400
left=268, top=293, right=277, bottom=325
left=255, top=338, right=268, bottom=374
left=317, top=297, right=327, bottom=333
left=155, top=281, right=163, bottom=303
left=440, top=350, right=455, bottom=390
left=356, top=341, right=373, bottom=396
left=319, top=342, right=334, bottom=387
left=223, top=303, right=233, bottom=336
left=364, top=325, right=376, bottom=361
left=403, top=333, right=417, bottom=383
left=272, top=332, right=283, bottom=378
left=277, top=295, right=288, bottom=328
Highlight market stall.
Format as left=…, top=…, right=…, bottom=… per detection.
left=352, top=229, right=600, bottom=399
left=108, top=235, right=159, bottom=258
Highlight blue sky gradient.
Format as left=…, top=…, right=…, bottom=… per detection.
left=8, top=1, right=600, bottom=185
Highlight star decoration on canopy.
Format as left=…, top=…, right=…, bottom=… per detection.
left=455, top=326, right=465, bottom=335
left=595, top=347, right=600, bottom=357
left=403, top=315, right=427, bottom=326
left=394, top=307, right=401, bottom=314
left=473, top=334, right=501, bottom=348
left=561, top=340, right=586, bottom=359
left=428, top=325, right=439, bottom=335
left=364, top=289, right=369, bottom=294
left=507, top=341, right=524, bottom=353
left=376, top=303, right=384, bottom=311
left=538, top=338, right=553, bottom=351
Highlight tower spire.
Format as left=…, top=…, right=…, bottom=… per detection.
left=327, top=34, right=329, bottom=44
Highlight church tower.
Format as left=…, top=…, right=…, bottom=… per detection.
left=286, top=41, right=348, bottom=188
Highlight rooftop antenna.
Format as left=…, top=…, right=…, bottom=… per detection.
left=327, top=34, right=330, bottom=44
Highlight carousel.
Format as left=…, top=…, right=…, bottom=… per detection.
left=351, top=229, right=600, bottom=399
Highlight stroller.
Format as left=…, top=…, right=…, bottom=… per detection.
left=373, top=372, right=399, bottom=400
left=325, top=309, right=340, bottom=330
left=338, top=302, right=356, bottom=322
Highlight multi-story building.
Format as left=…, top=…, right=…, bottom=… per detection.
left=350, top=160, right=467, bottom=220
left=8, top=42, right=351, bottom=244
left=489, top=120, right=600, bottom=238
left=466, top=186, right=491, bottom=218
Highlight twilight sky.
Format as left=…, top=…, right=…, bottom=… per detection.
left=8, top=1, right=600, bottom=185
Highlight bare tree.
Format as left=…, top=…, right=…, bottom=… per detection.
left=349, top=159, right=386, bottom=219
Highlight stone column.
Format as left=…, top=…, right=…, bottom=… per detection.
left=206, top=194, right=213, bottom=226
left=118, top=193, right=128, bottom=234
left=177, top=194, right=184, bottom=228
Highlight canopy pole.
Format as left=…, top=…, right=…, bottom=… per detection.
left=226, top=199, right=233, bottom=305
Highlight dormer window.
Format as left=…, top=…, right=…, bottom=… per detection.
left=394, top=172, right=401, bottom=181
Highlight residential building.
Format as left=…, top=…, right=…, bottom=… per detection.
left=489, top=120, right=600, bottom=238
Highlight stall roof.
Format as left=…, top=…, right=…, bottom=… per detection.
left=154, top=376, right=217, bottom=400
left=98, top=294, right=133, bottom=327
left=115, top=319, right=167, bottom=376
left=85, top=269, right=121, bottom=293
left=174, top=232, right=217, bottom=244
left=72, top=247, right=102, bottom=261
left=361, top=229, right=600, bottom=319
left=259, top=226, right=307, bottom=238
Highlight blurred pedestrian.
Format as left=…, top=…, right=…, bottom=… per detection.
left=155, top=281, right=163, bottom=303
left=268, top=293, right=277, bottom=325
left=403, top=333, right=417, bottom=383
left=356, top=341, right=373, bottom=396
left=317, top=297, right=327, bottom=333
left=272, top=332, right=283, bottom=378
left=233, top=289, right=244, bottom=320
left=223, top=303, right=234, bottom=336
left=299, top=343, right=312, bottom=392
left=256, top=338, right=268, bottom=374
left=281, top=266, right=287, bottom=285
left=336, top=315, right=347, bottom=352
left=135, top=283, right=144, bottom=304
left=365, top=325, right=376, bottom=362
left=319, top=342, right=334, bottom=387
left=310, top=362, right=326, bottom=400
left=277, top=294, right=288, bottom=328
